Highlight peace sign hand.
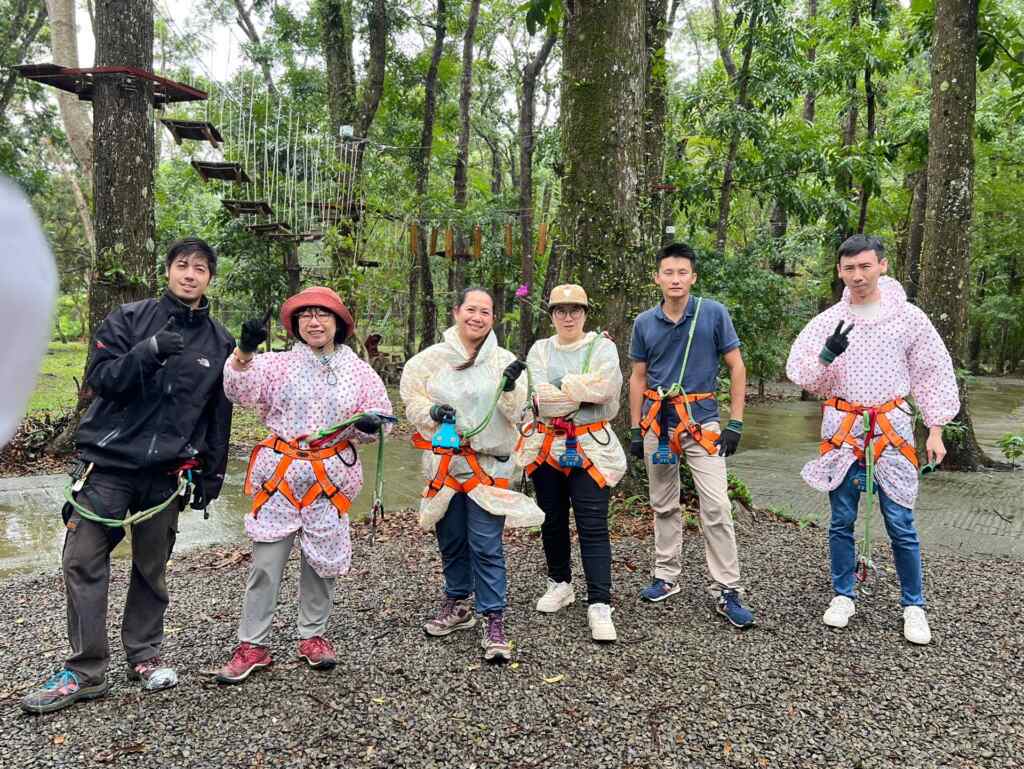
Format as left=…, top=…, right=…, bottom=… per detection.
left=820, top=320, right=854, bottom=364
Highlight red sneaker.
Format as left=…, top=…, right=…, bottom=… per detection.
left=298, top=636, right=337, bottom=670
left=214, top=642, right=272, bottom=685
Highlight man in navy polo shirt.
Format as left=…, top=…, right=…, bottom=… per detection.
left=627, top=242, right=753, bottom=628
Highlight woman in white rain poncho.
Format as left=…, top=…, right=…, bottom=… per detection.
left=516, top=284, right=626, bottom=642
left=400, top=287, right=543, bottom=663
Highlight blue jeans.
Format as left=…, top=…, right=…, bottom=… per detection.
left=434, top=493, right=507, bottom=614
left=828, top=463, right=925, bottom=607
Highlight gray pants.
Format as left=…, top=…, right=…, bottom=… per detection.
left=62, top=469, right=182, bottom=683
left=644, top=424, right=742, bottom=590
left=238, top=532, right=336, bottom=646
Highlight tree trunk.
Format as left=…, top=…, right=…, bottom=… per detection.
left=283, top=242, right=301, bottom=296
left=414, top=0, right=447, bottom=350
left=905, top=169, right=927, bottom=303
left=453, top=0, right=482, bottom=296
left=769, top=199, right=788, bottom=274
left=233, top=0, right=277, bottom=95
left=356, top=0, right=388, bottom=140
left=487, top=142, right=506, bottom=346
left=917, top=0, right=989, bottom=470
left=561, top=0, right=645, bottom=416
left=44, top=0, right=94, bottom=183
left=53, top=0, right=155, bottom=453
left=641, top=0, right=670, bottom=251
left=0, top=1, right=47, bottom=123
left=320, top=0, right=357, bottom=135
left=855, top=0, right=880, bottom=234
left=518, top=30, right=558, bottom=357
left=802, top=0, right=817, bottom=122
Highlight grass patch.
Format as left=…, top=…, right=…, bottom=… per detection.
left=29, top=342, right=87, bottom=413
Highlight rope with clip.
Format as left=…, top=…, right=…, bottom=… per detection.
left=63, top=461, right=195, bottom=531
left=856, top=409, right=879, bottom=585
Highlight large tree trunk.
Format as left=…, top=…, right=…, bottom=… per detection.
left=452, top=0, right=482, bottom=297
left=414, top=0, right=447, bottom=350
left=518, top=30, right=558, bottom=357
left=53, top=0, right=155, bottom=453
left=917, top=0, right=990, bottom=470
left=905, top=169, right=927, bottom=303
left=561, top=0, right=645, bottom=412
left=641, top=0, right=670, bottom=250
left=319, top=0, right=357, bottom=134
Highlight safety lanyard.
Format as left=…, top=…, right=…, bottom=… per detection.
left=660, top=296, right=704, bottom=420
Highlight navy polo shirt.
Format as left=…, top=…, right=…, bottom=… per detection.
left=628, top=295, right=741, bottom=426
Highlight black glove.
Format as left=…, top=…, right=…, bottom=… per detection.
left=151, top=317, right=184, bottom=360
left=354, top=413, right=383, bottom=434
left=430, top=404, right=456, bottom=423
left=820, top=320, right=854, bottom=364
left=502, top=359, right=527, bottom=391
left=714, top=420, right=743, bottom=458
left=188, top=468, right=220, bottom=511
left=629, top=427, right=645, bottom=459
left=240, top=309, right=273, bottom=353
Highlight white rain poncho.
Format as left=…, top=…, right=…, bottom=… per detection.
left=400, top=326, right=545, bottom=530
left=515, top=331, right=627, bottom=486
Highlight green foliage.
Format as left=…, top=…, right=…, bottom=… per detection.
left=997, top=433, right=1024, bottom=468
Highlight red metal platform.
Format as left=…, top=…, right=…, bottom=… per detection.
left=16, top=64, right=207, bottom=106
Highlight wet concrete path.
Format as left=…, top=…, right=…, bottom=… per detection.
left=2, top=377, right=1022, bottom=574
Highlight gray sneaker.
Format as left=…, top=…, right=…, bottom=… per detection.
left=127, top=656, right=178, bottom=692
left=424, top=597, right=476, bottom=637
left=20, top=669, right=110, bottom=714
left=481, top=612, right=512, bottom=663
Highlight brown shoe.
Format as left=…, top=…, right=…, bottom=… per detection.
left=481, top=611, right=512, bottom=663
left=424, top=597, right=476, bottom=637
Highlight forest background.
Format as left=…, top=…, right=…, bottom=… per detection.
left=1, top=0, right=1022, bottom=472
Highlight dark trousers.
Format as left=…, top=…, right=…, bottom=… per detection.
left=532, top=463, right=612, bottom=604
left=62, top=468, right=182, bottom=682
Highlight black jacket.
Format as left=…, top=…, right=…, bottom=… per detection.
left=76, top=291, right=235, bottom=500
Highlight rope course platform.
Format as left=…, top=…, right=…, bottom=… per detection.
left=15, top=64, right=206, bottom=106
left=222, top=199, right=273, bottom=217
left=192, top=160, right=251, bottom=183
left=246, top=222, right=291, bottom=236
left=161, top=118, right=223, bottom=147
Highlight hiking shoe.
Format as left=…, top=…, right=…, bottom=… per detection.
left=587, top=603, right=617, bottom=642
left=20, top=669, right=109, bottom=714
left=214, top=642, right=272, bottom=684
left=481, top=612, right=512, bottom=663
left=903, top=606, right=932, bottom=645
left=298, top=636, right=337, bottom=670
left=716, top=589, right=754, bottom=628
left=535, top=579, right=575, bottom=613
left=127, top=656, right=178, bottom=692
left=823, top=595, right=856, bottom=629
left=424, top=597, right=476, bottom=637
left=640, top=578, right=680, bottom=603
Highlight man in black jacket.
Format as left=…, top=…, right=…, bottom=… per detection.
left=22, top=238, right=235, bottom=714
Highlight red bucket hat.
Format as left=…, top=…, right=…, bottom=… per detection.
left=280, top=286, right=355, bottom=338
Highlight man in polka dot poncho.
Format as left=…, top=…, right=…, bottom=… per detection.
left=786, top=235, right=960, bottom=646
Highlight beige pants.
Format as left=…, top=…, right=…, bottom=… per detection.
left=644, top=423, right=741, bottom=590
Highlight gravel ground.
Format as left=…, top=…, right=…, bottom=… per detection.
left=0, top=514, right=1021, bottom=769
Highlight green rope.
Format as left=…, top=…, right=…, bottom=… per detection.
left=63, top=475, right=190, bottom=530
left=580, top=330, right=604, bottom=375
left=461, top=376, right=510, bottom=440
left=858, top=411, right=876, bottom=580
left=661, top=297, right=704, bottom=421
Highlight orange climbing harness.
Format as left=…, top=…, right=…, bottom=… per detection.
left=518, top=419, right=610, bottom=488
left=820, top=397, right=919, bottom=468
left=244, top=436, right=354, bottom=518
left=411, top=433, right=510, bottom=498
left=639, top=389, right=720, bottom=456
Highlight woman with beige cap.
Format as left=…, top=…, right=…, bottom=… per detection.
left=516, top=284, right=626, bottom=641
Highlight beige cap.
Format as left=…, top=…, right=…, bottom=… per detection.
left=548, top=283, right=589, bottom=308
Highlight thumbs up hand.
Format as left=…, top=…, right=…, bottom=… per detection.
left=151, top=317, right=184, bottom=360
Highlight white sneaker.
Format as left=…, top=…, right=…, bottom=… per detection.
left=535, top=580, right=575, bottom=613
left=822, top=595, right=856, bottom=628
left=588, top=603, right=617, bottom=642
left=903, top=606, right=932, bottom=645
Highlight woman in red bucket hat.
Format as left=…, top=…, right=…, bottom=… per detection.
left=214, top=286, right=393, bottom=684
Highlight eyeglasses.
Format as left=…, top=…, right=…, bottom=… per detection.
left=297, top=308, right=333, bottom=321
left=552, top=306, right=585, bottom=319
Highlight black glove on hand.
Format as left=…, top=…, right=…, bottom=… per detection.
left=714, top=420, right=743, bottom=458
left=430, top=404, right=456, bottom=423
left=151, top=317, right=184, bottom=360
left=354, top=413, right=383, bottom=434
left=502, top=359, right=527, bottom=391
left=629, top=427, right=645, bottom=459
left=820, top=321, right=854, bottom=364
left=240, top=309, right=273, bottom=353
left=189, top=470, right=208, bottom=511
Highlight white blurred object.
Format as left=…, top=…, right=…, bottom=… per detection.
left=0, top=178, right=59, bottom=447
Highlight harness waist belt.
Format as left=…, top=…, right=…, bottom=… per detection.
left=411, top=432, right=510, bottom=497
left=520, top=420, right=609, bottom=488
left=820, top=397, right=918, bottom=468
left=639, top=389, right=719, bottom=456
left=244, top=435, right=354, bottom=518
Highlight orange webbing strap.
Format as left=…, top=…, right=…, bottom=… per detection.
left=244, top=436, right=354, bottom=518
left=410, top=433, right=510, bottom=498
left=523, top=421, right=609, bottom=488
left=640, top=390, right=720, bottom=456
left=820, top=397, right=919, bottom=468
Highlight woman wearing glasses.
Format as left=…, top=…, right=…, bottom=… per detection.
left=214, top=286, right=393, bottom=683
left=516, top=284, right=626, bottom=642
